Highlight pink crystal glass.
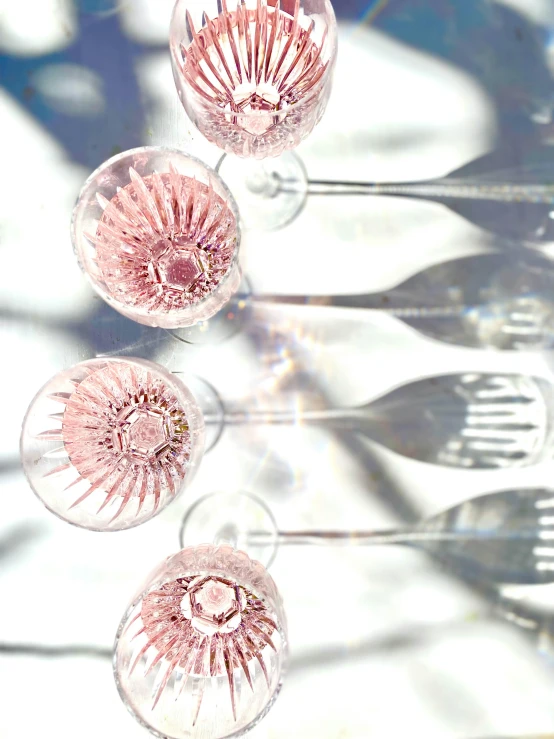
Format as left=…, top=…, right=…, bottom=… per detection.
left=20, top=358, right=205, bottom=531
left=170, top=0, right=337, bottom=229
left=170, top=0, right=336, bottom=159
left=72, top=147, right=241, bottom=328
left=114, top=544, right=287, bottom=738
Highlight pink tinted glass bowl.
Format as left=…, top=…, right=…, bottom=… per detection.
left=71, top=147, right=241, bottom=328
left=20, top=357, right=205, bottom=531
left=169, top=0, right=337, bottom=160
left=169, top=0, right=337, bottom=230
left=114, top=544, right=287, bottom=739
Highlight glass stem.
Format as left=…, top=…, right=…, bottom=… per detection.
left=206, top=407, right=358, bottom=426
left=305, top=178, right=554, bottom=204
left=248, top=529, right=536, bottom=546
left=250, top=293, right=469, bottom=318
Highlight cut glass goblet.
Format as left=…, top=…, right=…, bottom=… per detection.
left=114, top=544, right=287, bottom=738
left=20, top=357, right=213, bottom=531
left=170, top=0, right=337, bottom=229
left=72, top=146, right=241, bottom=341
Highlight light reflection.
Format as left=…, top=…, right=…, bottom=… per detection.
left=539, top=516, right=554, bottom=526
left=0, top=0, right=76, bottom=56
left=119, top=0, right=176, bottom=44
left=536, top=498, right=554, bottom=509
left=539, top=532, right=554, bottom=540
left=32, top=64, right=105, bottom=117
left=2, top=3, right=554, bottom=735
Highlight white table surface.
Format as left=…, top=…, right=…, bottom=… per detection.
left=2, top=0, right=554, bottom=737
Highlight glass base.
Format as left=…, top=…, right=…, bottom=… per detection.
left=176, top=375, right=225, bottom=453
left=216, top=151, right=308, bottom=231
left=179, top=491, right=278, bottom=567
left=165, top=276, right=252, bottom=345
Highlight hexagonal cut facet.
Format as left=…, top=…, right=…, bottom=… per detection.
left=232, top=83, right=280, bottom=135
left=180, top=576, right=246, bottom=635
left=113, top=406, right=171, bottom=460
left=157, top=244, right=206, bottom=292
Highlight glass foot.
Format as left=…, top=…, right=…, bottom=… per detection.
left=165, top=275, right=252, bottom=345
left=216, top=151, right=308, bottom=231
left=179, top=491, right=278, bottom=567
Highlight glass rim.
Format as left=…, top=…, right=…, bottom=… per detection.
left=71, top=144, right=240, bottom=232
left=169, top=0, right=338, bottom=119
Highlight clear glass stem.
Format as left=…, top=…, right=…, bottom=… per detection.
left=205, top=407, right=358, bottom=426
left=249, top=529, right=538, bottom=546
left=216, top=152, right=308, bottom=230
left=251, top=294, right=469, bottom=317
left=305, top=178, right=554, bottom=204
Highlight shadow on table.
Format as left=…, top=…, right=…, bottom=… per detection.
left=255, top=250, right=554, bottom=350
left=355, top=0, right=554, bottom=243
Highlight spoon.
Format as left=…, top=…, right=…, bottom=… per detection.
left=253, top=253, right=554, bottom=350
left=180, top=488, right=554, bottom=585
left=213, top=372, right=554, bottom=469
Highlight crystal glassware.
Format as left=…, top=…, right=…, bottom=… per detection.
left=169, top=0, right=337, bottom=230
left=179, top=490, right=554, bottom=586
left=71, top=146, right=241, bottom=338
left=114, top=544, right=287, bottom=738
left=20, top=357, right=213, bottom=531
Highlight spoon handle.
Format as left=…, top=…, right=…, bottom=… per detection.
left=305, top=178, right=554, bottom=204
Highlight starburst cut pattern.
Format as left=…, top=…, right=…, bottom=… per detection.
left=88, top=169, right=237, bottom=313
left=40, top=362, right=191, bottom=523
left=128, top=571, right=278, bottom=723
left=176, top=0, right=333, bottom=156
